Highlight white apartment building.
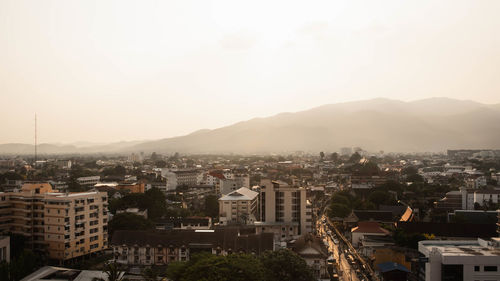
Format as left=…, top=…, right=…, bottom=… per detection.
left=161, top=169, right=202, bottom=190
left=219, top=187, right=258, bottom=225
left=256, top=179, right=312, bottom=241
left=76, top=176, right=100, bottom=186
left=465, top=176, right=488, bottom=189
left=460, top=187, right=500, bottom=210
left=418, top=238, right=500, bottom=281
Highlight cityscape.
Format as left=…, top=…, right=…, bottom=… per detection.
left=2, top=1, right=500, bottom=281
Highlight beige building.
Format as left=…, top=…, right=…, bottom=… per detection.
left=111, top=229, right=274, bottom=266
left=0, top=183, right=109, bottom=261
left=219, top=187, right=258, bottom=225
left=256, top=179, right=312, bottom=241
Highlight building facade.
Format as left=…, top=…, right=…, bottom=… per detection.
left=111, top=229, right=273, bottom=266
left=256, top=179, right=312, bottom=240
left=219, top=187, right=258, bottom=225
left=418, top=238, right=500, bottom=281
left=460, top=187, right=500, bottom=210
left=0, top=183, right=109, bottom=261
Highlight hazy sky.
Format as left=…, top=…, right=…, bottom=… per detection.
left=1, top=0, right=500, bottom=144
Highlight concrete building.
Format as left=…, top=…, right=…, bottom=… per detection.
left=116, top=208, right=148, bottom=219
left=0, top=183, right=109, bottom=261
left=289, top=234, right=329, bottom=280
left=418, top=238, right=500, bottom=281
left=21, top=266, right=118, bottom=281
left=219, top=187, right=258, bottom=225
left=76, top=176, right=100, bottom=187
left=255, top=179, right=312, bottom=241
left=351, top=221, right=390, bottom=248
left=115, top=182, right=145, bottom=193
left=162, top=169, right=202, bottom=190
left=111, top=229, right=274, bottom=266
left=155, top=216, right=212, bottom=230
left=465, top=176, right=487, bottom=189
left=219, top=174, right=250, bottom=195
left=0, top=235, right=9, bottom=263
left=460, top=187, right=500, bottom=210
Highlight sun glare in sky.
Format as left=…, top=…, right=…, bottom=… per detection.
left=1, top=0, right=499, bottom=143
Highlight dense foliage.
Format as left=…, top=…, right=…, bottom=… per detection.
left=166, top=249, right=315, bottom=281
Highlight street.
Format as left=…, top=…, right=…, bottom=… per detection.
left=316, top=215, right=377, bottom=281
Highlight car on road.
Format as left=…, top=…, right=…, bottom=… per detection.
left=333, top=238, right=339, bottom=244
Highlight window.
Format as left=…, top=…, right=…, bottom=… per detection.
left=474, top=266, right=480, bottom=272
left=484, top=266, right=497, bottom=272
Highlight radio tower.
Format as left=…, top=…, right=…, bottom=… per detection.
left=34, top=113, right=37, bottom=166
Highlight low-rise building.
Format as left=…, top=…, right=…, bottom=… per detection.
left=155, top=216, right=212, bottom=230
left=351, top=221, right=390, bottom=248
left=460, top=187, right=500, bottom=210
left=76, top=176, right=100, bottom=187
left=111, top=229, right=274, bottom=266
left=289, top=234, right=329, bottom=280
left=116, top=208, right=148, bottom=219
left=418, top=238, right=500, bottom=281
left=219, top=187, right=258, bottom=225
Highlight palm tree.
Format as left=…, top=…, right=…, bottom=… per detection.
left=141, top=267, right=159, bottom=281
left=93, top=261, right=127, bottom=281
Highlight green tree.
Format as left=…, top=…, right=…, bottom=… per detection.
left=319, top=151, right=325, bottom=160
left=144, top=187, right=167, bottom=219
left=330, top=152, right=339, bottom=163
left=141, top=267, right=159, bottom=281
left=259, top=249, right=315, bottom=281
left=368, top=190, right=394, bottom=207
left=328, top=203, right=350, bottom=218
left=330, top=194, right=350, bottom=206
left=204, top=195, right=219, bottom=218
left=108, top=213, right=154, bottom=236
left=167, top=253, right=265, bottom=281
left=0, top=249, right=37, bottom=281
left=349, top=152, right=362, bottom=163
left=92, top=260, right=126, bottom=281
left=155, top=160, right=167, bottom=168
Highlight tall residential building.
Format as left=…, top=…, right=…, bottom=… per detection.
left=256, top=179, right=312, bottom=241
left=219, top=187, right=258, bottom=225
left=0, top=183, right=109, bottom=261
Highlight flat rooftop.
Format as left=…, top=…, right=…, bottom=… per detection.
left=419, top=238, right=500, bottom=257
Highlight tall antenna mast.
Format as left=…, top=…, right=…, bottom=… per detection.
left=35, top=113, right=37, bottom=165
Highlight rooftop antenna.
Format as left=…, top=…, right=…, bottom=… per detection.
left=34, top=113, right=37, bottom=165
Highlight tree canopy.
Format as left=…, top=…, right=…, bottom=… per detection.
left=108, top=213, right=154, bottom=236
left=166, top=250, right=315, bottom=281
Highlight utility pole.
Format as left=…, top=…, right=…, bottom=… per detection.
left=34, top=113, right=37, bottom=165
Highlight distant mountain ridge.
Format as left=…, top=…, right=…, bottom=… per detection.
left=1, top=98, right=500, bottom=154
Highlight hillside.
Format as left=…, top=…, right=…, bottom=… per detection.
left=2, top=98, right=499, bottom=154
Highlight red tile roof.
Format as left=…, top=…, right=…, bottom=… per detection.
left=351, top=221, right=390, bottom=234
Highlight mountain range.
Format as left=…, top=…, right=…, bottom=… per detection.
left=2, top=97, right=500, bottom=155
